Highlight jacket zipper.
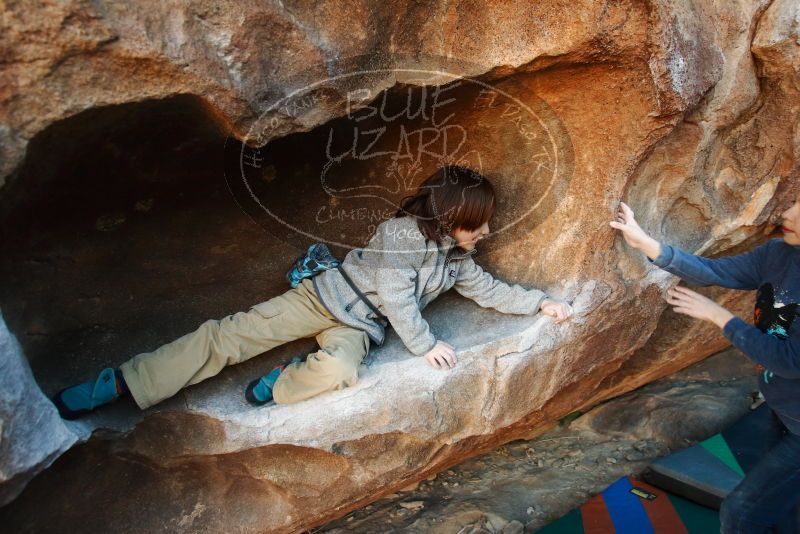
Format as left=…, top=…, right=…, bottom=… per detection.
left=422, top=250, right=461, bottom=298
left=346, top=248, right=466, bottom=310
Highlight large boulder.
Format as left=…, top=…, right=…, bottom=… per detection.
left=0, top=0, right=797, bottom=532
left=0, top=310, right=77, bottom=506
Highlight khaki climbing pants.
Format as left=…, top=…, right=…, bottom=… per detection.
left=119, top=277, right=370, bottom=409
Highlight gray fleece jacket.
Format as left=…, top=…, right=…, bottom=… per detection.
left=312, top=216, right=549, bottom=356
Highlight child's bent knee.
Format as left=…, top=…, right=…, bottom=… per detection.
left=320, top=354, right=359, bottom=384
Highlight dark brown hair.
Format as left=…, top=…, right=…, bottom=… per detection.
left=394, top=165, right=496, bottom=242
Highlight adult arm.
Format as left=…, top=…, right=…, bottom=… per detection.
left=611, top=201, right=768, bottom=289
left=650, top=241, right=770, bottom=290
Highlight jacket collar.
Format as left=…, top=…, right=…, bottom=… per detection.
left=438, top=233, right=478, bottom=259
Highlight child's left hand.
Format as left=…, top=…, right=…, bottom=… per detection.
left=540, top=299, right=573, bottom=324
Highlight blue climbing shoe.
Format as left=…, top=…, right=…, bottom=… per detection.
left=245, top=357, right=302, bottom=406
left=245, top=366, right=284, bottom=406
left=52, top=367, right=120, bottom=420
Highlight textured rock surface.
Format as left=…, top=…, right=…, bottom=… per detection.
left=0, top=310, right=77, bottom=506
left=0, top=0, right=798, bottom=532
left=322, top=348, right=758, bottom=532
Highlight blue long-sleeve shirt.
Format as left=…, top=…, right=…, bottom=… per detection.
left=652, top=238, right=800, bottom=435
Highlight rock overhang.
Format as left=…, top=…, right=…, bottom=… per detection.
left=0, top=0, right=798, bottom=531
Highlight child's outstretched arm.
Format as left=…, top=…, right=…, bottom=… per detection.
left=610, top=201, right=769, bottom=289
left=453, top=257, right=571, bottom=323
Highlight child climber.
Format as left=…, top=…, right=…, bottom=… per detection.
left=53, top=165, right=572, bottom=419
left=611, top=194, right=800, bottom=533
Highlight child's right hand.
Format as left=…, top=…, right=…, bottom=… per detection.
left=424, top=340, right=456, bottom=370
left=609, top=201, right=662, bottom=259
left=540, top=299, right=573, bottom=324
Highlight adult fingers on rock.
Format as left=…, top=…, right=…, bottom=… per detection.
left=620, top=201, right=634, bottom=219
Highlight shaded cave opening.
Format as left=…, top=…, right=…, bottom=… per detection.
left=0, top=94, right=316, bottom=407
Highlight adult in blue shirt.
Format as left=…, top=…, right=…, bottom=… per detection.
left=611, top=192, right=800, bottom=534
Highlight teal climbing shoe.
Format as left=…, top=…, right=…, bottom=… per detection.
left=52, top=367, right=120, bottom=420
left=245, top=365, right=284, bottom=406
left=245, top=357, right=302, bottom=406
